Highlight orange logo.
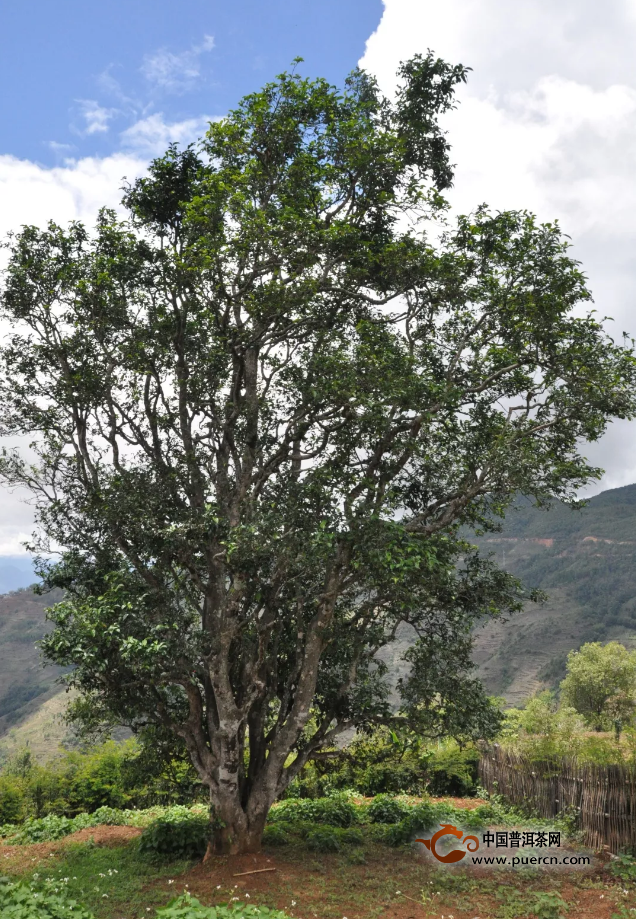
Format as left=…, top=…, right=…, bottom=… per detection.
left=416, top=824, right=480, bottom=863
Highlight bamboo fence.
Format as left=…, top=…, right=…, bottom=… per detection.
left=478, top=745, right=636, bottom=852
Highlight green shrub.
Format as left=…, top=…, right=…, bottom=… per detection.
left=139, top=813, right=209, bottom=860
left=156, top=894, right=290, bottom=918
left=0, top=875, right=94, bottom=919
left=286, top=728, right=478, bottom=798
left=531, top=891, right=569, bottom=919
left=262, top=823, right=292, bottom=846
left=13, top=814, right=78, bottom=843
left=610, top=853, right=636, bottom=883
left=0, top=777, right=24, bottom=824
left=305, top=826, right=341, bottom=852
left=269, top=794, right=357, bottom=827
left=304, top=824, right=364, bottom=852
left=365, top=794, right=408, bottom=824
left=0, top=738, right=206, bottom=822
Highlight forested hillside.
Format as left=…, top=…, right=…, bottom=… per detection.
left=2, top=484, right=636, bottom=746
left=472, top=483, right=636, bottom=703
left=0, top=587, right=64, bottom=738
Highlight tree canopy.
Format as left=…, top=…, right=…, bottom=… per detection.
left=560, top=641, right=636, bottom=732
left=1, top=56, right=635, bottom=853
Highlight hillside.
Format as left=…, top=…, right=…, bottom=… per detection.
left=0, top=586, right=65, bottom=740
left=2, top=483, right=636, bottom=751
left=471, top=483, right=636, bottom=703
left=0, top=688, right=74, bottom=763
left=0, top=557, right=37, bottom=594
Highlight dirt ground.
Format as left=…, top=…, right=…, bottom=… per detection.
left=1, top=805, right=633, bottom=919
left=162, top=848, right=630, bottom=919
left=0, top=825, right=142, bottom=872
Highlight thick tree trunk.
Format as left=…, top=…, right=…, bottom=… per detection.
left=204, top=792, right=270, bottom=857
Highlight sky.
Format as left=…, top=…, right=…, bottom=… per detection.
left=1, top=0, right=636, bottom=560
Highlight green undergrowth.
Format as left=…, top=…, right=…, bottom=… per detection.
left=0, top=804, right=207, bottom=844
left=1, top=792, right=570, bottom=851
left=265, top=792, right=571, bottom=850
left=0, top=870, right=291, bottom=919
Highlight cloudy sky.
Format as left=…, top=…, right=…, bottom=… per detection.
left=1, top=0, right=636, bottom=557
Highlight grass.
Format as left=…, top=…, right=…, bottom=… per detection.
left=1, top=795, right=635, bottom=919
left=2, top=838, right=195, bottom=918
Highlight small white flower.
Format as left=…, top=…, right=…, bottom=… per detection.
left=216, top=885, right=222, bottom=889
left=292, top=901, right=296, bottom=907
left=396, top=891, right=401, bottom=895
left=245, top=893, right=250, bottom=898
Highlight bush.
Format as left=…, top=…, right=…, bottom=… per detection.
left=0, top=738, right=206, bottom=821
left=269, top=794, right=357, bottom=827
left=365, top=794, right=408, bottom=824
left=0, top=776, right=23, bottom=824
left=0, top=875, right=94, bottom=919
left=139, top=813, right=209, bottom=860
left=305, top=825, right=341, bottom=852
left=262, top=823, right=292, bottom=846
left=285, top=728, right=479, bottom=798
left=156, top=895, right=290, bottom=919
left=610, top=853, right=636, bottom=883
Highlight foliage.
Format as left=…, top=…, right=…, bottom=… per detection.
left=3, top=56, right=635, bottom=854
left=287, top=727, right=479, bottom=797
left=156, top=896, right=291, bottom=919
left=610, top=853, right=636, bottom=883
left=365, top=793, right=409, bottom=824
left=0, top=776, right=23, bottom=824
left=499, top=645, right=636, bottom=762
left=560, top=642, right=636, bottom=732
left=0, top=740, right=204, bottom=825
left=0, top=878, right=292, bottom=919
left=530, top=891, right=569, bottom=919
left=268, top=794, right=357, bottom=827
left=261, top=823, right=292, bottom=846
left=139, top=813, right=210, bottom=860
left=0, top=803, right=208, bottom=844
left=0, top=875, right=94, bottom=919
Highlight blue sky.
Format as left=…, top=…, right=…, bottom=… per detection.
left=4, top=0, right=636, bottom=566
left=0, top=0, right=382, bottom=164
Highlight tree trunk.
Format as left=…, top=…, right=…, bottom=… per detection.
left=204, top=793, right=269, bottom=857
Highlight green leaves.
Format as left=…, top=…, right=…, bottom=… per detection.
left=0, top=876, right=95, bottom=919
left=155, top=897, right=291, bottom=919
left=1, top=55, right=635, bottom=851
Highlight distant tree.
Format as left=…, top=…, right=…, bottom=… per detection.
left=560, top=642, right=636, bottom=733
left=1, top=57, right=635, bottom=853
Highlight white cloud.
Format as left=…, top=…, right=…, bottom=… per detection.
left=0, top=150, right=148, bottom=552
left=360, top=0, right=636, bottom=494
left=120, top=113, right=212, bottom=158
left=0, top=152, right=145, bottom=237
left=75, top=99, right=117, bottom=135
left=141, top=34, right=215, bottom=93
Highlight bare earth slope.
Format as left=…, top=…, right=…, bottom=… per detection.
left=471, top=484, right=636, bottom=703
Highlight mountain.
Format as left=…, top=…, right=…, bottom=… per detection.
left=0, top=557, right=37, bottom=594
left=2, top=484, right=636, bottom=754
left=471, top=483, right=636, bottom=704
left=0, top=586, right=65, bottom=741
